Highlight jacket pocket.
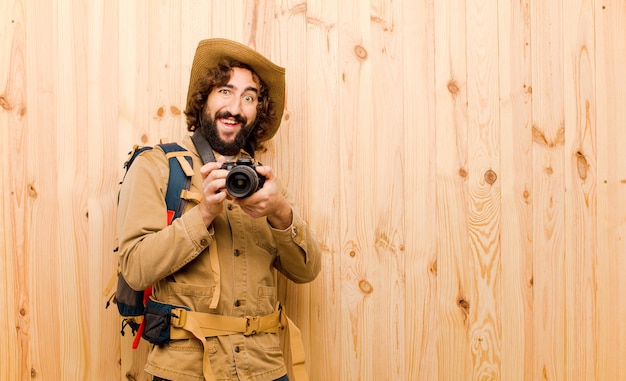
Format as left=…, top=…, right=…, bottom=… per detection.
left=252, top=217, right=277, bottom=255
left=165, top=282, right=216, bottom=313
left=256, top=285, right=277, bottom=315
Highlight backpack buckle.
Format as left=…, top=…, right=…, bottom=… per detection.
left=170, top=308, right=188, bottom=328
left=244, top=315, right=260, bottom=336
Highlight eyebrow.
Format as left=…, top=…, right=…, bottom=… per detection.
left=223, top=84, right=259, bottom=94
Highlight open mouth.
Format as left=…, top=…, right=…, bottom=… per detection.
left=219, top=118, right=240, bottom=128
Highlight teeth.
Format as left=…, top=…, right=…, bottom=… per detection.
left=222, top=119, right=236, bottom=125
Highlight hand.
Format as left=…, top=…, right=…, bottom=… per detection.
left=198, top=157, right=228, bottom=226
left=232, top=164, right=293, bottom=229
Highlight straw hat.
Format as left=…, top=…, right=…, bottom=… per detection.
left=186, top=38, right=286, bottom=141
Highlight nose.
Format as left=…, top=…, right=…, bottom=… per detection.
left=225, top=95, right=242, bottom=115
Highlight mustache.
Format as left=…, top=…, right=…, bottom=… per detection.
left=215, top=111, right=247, bottom=126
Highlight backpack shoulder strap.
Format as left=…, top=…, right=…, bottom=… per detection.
left=157, top=142, right=193, bottom=224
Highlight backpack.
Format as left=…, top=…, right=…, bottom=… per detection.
left=104, top=141, right=194, bottom=349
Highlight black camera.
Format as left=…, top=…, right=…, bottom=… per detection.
left=221, top=158, right=266, bottom=198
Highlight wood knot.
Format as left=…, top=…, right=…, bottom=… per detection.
left=447, top=80, right=459, bottom=95
left=359, top=279, right=373, bottom=294
left=354, top=45, right=368, bottom=60
left=576, top=151, right=588, bottom=180
left=430, top=260, right=437, bottom=276
left=28, top=184, right=38, bottom=198
left=170, top=105, right=181, bottom=116
left=156, top=106, right=165, bottom=118
left=458, top=298, right=470, bottom=312
left=459, top=168, right=467, bottom=178
left=0, top=95, right=11, bottom=110
left=544, top=166, right=553, bottom=175
left=484, top=169, right=497, bottom=185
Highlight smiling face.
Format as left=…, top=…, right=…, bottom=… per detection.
left=201, top=67, right=261, bottom=155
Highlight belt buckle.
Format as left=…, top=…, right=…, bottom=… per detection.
left=244, top=315, right=260, bottom=336
left=170, top=308, right=187, bottom=328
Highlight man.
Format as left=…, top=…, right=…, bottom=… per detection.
left=117, top=38, right=321, bottom=381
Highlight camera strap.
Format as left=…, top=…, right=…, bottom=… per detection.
left=191, top=131, right=217, bottom=164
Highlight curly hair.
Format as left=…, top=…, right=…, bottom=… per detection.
left=184, top=59, right=275, bottom=152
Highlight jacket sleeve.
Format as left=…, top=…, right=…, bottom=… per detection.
left=270, top=189, right=322, bottom=284
left=117, top=149, right=212, bottom=290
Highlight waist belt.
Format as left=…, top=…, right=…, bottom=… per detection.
left=167, top=304, right=308, bottom=381
left=169, top=308, right=281, bottom=339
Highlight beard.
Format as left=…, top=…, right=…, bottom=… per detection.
left=200, top=110, right=254, bottom=156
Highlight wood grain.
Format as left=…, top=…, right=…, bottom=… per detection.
left=401, top=0, right=438, bottom=379
left=498, top=0, right=534, bottom=380
left=563, top=1, right=598, bottom=380
left=531, top=1, right=567, bottom=380
left=434, top=1, right=472, bottom=380
left=1, top=1, right=625, bottom=380
left=595, top=1, right=626, bottom=380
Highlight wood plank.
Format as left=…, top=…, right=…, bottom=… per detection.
left=595, top=1, right=626, bottom=380
left=401, top=0, right=438, bottom=380
left=368, top=0, right=406, bottom=378
left=147, top=1, right=184, bottom=142
left=336, top=0, right=378, bottom=379
left=118, top=0, right=142, bottom=154
left=55, top=0, right=90, bottom=378
left=1, top=1, right=28, bottom=381
left=465, top=0, right=502, bottom=378
left=497, top=0, right=534, bottom=380
left=208, top=0, right=245, bottom=41
left=433, top=0, right=472, bottom=379
left=117, top=3, right=152, bottom=379
left=563, top=1, right=598, bottom=380
left=259, top=2, right=314, bottom=380
left=290, top=0, right=342, bottom=380
left=180, top=1, right=211, bottom=110
left=23, top=0, right=62, bottom=379
left=87, top=1, right=122, bottom=380
left=530, top=1, right=567, bottom=379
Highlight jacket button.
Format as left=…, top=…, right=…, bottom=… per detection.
left=234, top=346, right=240, bottom=353
left=227, top=204, right=233, bottom=210
left=234, top=249, right=240, bottom=257
left=200, top=239, right=208, bottom=246
left=234, top=299, right=241, bottom=307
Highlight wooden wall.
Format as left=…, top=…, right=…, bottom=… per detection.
left=1, top=0, right=625, bottom=380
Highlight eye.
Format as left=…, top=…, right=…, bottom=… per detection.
left=218, top=88, right=232, bottom=97
left=242, top=94, right=257, bottom=104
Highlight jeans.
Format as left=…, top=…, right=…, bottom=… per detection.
left=154, top=375, right=289, bottom=381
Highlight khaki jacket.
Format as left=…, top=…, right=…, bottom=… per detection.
left=117, top=135, right=321, bottom=381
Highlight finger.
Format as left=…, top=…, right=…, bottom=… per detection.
left=204, top=178, right=226, bottom=195
left=200, top=161, right=221, bottom=178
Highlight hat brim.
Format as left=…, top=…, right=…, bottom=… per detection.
left=186, top=38, right=286, bottom=142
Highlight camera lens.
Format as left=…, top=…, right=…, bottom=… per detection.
left=225, top=165, right=259, bottom=198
